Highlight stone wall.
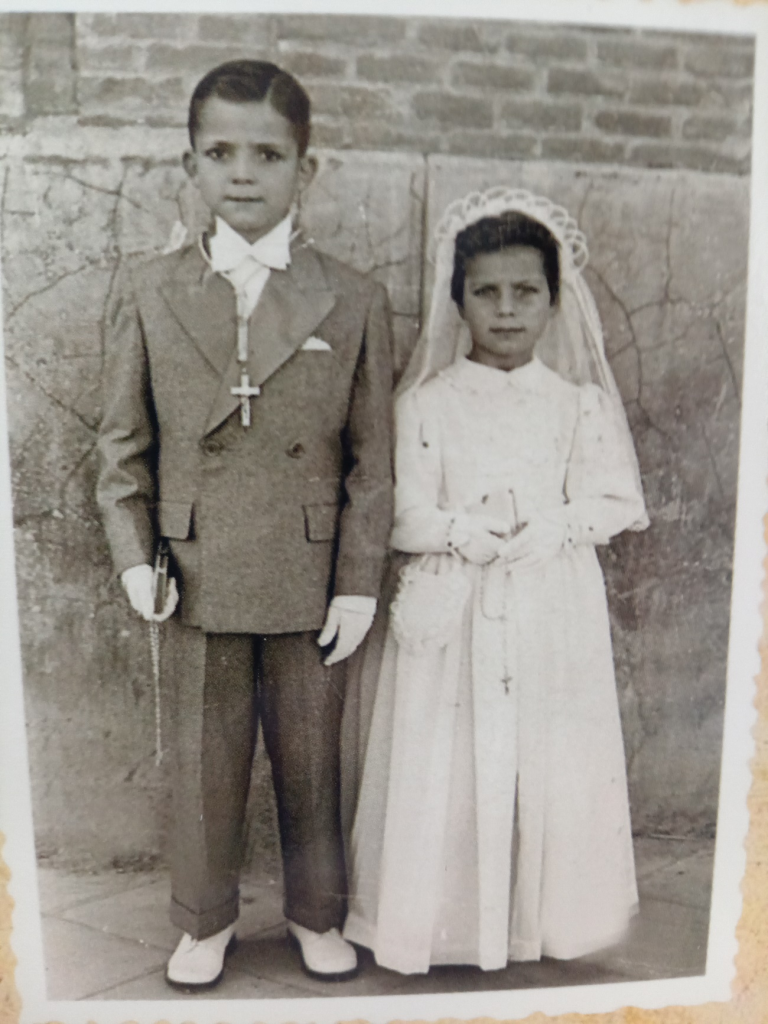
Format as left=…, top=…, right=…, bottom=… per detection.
left=0, top=14, right=754, bottom=173
left=3, top=124, right=425, bottom=869
left=2, top=119, right=748, bottom=867
left=0, top=11, right=751, bottom=868
left=427, top=157, right=746, bottom=838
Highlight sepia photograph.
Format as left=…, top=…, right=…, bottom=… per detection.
left=0, top=2, right=765, bottom=1022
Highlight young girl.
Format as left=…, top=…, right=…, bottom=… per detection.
left=343, top=188, right=649, bottom=975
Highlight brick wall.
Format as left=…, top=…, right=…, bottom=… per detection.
left=0, top=12, right=754, bottom=174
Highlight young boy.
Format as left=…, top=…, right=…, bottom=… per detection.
left=96, top=60, right=394, bottom=989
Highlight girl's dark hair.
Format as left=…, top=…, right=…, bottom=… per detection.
left=451, top=212, right=561, bottom=308
left=188, top=60, right=311, bottom=156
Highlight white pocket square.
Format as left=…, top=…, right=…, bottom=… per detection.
left=301, top=336, right=332, bottom=351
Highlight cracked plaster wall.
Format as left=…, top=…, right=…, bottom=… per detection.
left=428, top=157, right=747, bottom=841
left=2, top=126, right=423, bottom=869
left=2, top=126, right=747, bottom=868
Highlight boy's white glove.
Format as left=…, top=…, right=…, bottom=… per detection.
left=450, top=513, right=510, bottom=566
left=497, top=518, right=567, bottom=568
left=120, top=563, right=179, bottom=622
left=318, top=595, right=376, bottom=666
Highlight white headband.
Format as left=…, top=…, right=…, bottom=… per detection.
left=432, top=186, right=589, bottom=274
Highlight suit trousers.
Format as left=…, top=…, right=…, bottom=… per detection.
left=163, top=619, right=347, bottom=940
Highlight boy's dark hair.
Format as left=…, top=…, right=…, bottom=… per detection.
left=451, top=212, right=561, bottom=308
left=188, top=60, right=311, bottom=156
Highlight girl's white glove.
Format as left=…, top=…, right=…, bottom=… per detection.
left=120, top=564, right=179, bottom=622
left=497, top=518, right=567, bottom=568
left=450, top=514, right=510, bottom=565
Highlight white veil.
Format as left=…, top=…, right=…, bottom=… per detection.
left=399, top=186, right=649, bottom=531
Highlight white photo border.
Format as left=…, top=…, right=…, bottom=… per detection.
left=0, top=0, right=766, bottom=1021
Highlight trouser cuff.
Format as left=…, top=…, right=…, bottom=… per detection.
left=170, top=891, right=239, bottom=940
left=284, top=894, right=345, bottom=935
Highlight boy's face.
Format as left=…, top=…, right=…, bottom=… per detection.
left=184, top=97, right=316, bottom=243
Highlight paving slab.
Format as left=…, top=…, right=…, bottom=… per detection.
left=93, top=964, right=310, bottom=1001
left=42, top=916, right=169, bottom=1000
left=229, top=931, right=406, bottom=998
left=506, top=957, right=634, bottom=991
left=356, top=957, right=628, bottom=996
left=38, top=837, right=714, bottom=1000
left=637, top=848, right=714, bottom=910
left=60, top=873, right=177, bottom=951
left=582, top=897, right=709, bottom=980
left=230, top=933, right=634, bottom=998
left=37, top=865, right=149, bottom=915
left=61, top=870, right=286, bottom=952
left=371, top=894, right=710, bottom=995
left=633, top=836, right=712, bottom=882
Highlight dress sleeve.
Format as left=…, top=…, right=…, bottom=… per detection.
left=389, top=388, right=455, bottom=554
left=553, top=384, right=648, bottom=546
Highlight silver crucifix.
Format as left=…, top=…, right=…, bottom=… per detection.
left=230, top=371, right=261, bottom=427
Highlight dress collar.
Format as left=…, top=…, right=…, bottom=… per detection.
left=449, top=355, right=559, bottom=394
left=206, top=214, right=293, bottom=274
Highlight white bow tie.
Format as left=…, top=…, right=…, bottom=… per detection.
left=208, top=215, right=292, bottom=276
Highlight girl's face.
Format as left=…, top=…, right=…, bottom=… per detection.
left=460, top=246, right=554, bottom=372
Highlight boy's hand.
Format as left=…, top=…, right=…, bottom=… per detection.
left=318, top=596, right=376, bottom=666
left=121, top=564, right=179, bottom=622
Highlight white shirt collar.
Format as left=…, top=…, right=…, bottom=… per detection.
left=208, top=214, right=292, bottom=274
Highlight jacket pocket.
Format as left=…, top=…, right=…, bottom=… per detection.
left=158, top=500, right=193, bottom=540
left=303, top=503, right=338, bottom=543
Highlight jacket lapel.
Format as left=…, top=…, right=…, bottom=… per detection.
left=204, top=244, right=337, bottom=436
left=159, top=245, right=237, bottom=376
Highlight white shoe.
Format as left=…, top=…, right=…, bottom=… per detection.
left=287, top=920, right=358, bottom=981
left=165, top=924, right=236, bottom=989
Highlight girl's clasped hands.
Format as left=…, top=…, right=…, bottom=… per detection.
left=450, top=511, right=566, bottom=568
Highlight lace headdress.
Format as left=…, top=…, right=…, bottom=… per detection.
left=399, top=186, right=648, bottom=529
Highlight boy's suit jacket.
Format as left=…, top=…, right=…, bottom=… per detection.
left=97, top=237, right=394, bottom=634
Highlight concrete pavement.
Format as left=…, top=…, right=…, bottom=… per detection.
left=37, top=836, right=713, bottom=1001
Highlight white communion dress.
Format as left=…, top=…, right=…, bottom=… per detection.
left=343, top=355, right=647, bottom=975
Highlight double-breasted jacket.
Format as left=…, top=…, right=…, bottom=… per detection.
left=97, top=237, right=395, bottom=634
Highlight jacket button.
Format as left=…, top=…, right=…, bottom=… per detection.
left=201, top=439, right=223, bottom=456
left=287, top=442, right=305, bottom=459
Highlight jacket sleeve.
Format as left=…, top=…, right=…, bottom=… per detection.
left=333, top=280, right=395, bottom=598
left=96, top=262, right=158, bottom=576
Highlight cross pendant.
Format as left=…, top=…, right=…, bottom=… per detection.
left=230, top=371, right=261, bottom=428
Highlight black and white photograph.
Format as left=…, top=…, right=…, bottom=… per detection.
left=0, top=1, right=765, bottom=1021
